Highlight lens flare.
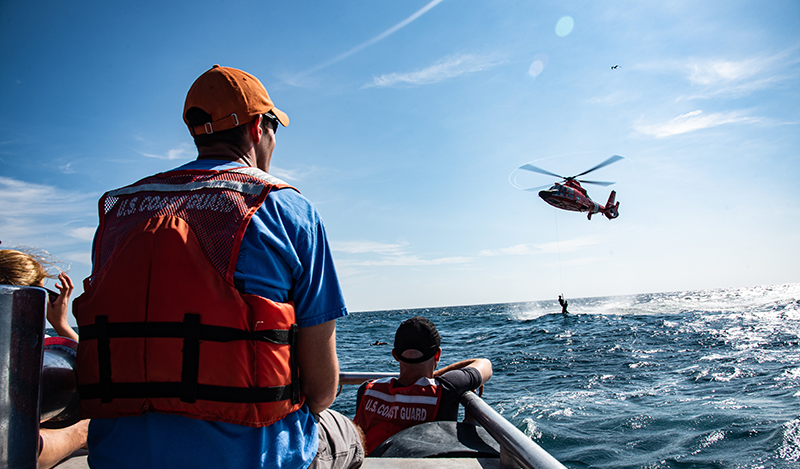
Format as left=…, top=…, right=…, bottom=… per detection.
left=528, top=53, right=549, bottom=78
left=555, top=16, right=574, bottom=37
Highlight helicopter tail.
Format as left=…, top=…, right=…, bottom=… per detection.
left=602, top=191, right=619, bottom=220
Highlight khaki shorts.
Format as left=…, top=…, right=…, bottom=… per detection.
left=308, top=410, right=365, bottom=469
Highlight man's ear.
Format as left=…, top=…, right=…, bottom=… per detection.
left=434, top=348, right=442, bottom=362
left=249, top=115, right=263, bottom=143
left=391, top=349, right=399, bottom=362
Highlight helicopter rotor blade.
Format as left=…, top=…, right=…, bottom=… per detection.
left=518, top=164, right=564, bottom=179
left=572, top=155, right=624, bottom=178
left=577, top=179, right=616, bottom=187
left=523, top=184, right=554, bottom=192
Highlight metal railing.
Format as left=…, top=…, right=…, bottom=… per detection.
left=460, top=391, right=566, bottom=469
left=338, top=372, right=566, bottom=469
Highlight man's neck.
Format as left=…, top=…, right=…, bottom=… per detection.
left=396, top=371, right=434, bottom=387
left=196, top=144, right=255, bottom=167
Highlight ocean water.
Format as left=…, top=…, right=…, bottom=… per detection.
left=331, top=283, right=800, bottom=469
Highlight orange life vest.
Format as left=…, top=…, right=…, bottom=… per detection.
left=74, top=167, right=304, bottom=427
left=353, top=377, right=442, bottom=454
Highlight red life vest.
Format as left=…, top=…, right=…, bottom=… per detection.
left=353, top=377, right=442, bottom=454
left=74, top=167, right=304, bottom=427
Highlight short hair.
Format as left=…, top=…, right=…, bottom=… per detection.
left=185, top=107, right=268, bottom=151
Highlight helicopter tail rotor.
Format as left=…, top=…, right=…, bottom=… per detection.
left=602, top=191, right=619, bottom=220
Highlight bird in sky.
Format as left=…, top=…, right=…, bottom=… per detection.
left=611, top=64, right=620, bottom=70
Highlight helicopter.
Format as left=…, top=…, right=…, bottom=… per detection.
left=514, top=155, right=624, bottom=220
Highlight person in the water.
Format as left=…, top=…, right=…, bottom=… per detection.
left=353, top=316, right=492, bottom=455
left=558, top=295, right=569, bottom=315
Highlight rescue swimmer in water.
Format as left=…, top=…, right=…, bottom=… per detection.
left=510, top=154, right=625, bottom=220
left=558, top=295, right=569, bottom=316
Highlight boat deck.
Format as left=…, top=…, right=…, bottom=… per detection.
left=56, top=454, right=504, bottom=468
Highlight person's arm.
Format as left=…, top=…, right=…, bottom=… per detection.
left=297, top=319, right=339, bottom=414
left=434, top=358, right=492, bottom=385
left=38, top=419, right=89, bottom=469
left=46, top=272, right=78, bottom=342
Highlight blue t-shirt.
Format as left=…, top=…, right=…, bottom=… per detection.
left=88, top=160, right=348, bottom=469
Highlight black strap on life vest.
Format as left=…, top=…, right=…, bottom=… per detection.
left=181, top=314, right=201, bottom=403
left=79, top=314, right=298, bottom=405
left=289, top=323, right=300, bottom=405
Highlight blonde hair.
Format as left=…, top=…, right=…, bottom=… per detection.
left=0, top=248, right=60, bottom=287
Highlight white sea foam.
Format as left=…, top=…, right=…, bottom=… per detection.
left=777, top=418, right=800, bottom=461
left=334, top=282, right=800, bottom=468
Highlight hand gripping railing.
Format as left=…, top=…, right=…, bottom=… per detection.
left=338, top=372, right=566, bottom=469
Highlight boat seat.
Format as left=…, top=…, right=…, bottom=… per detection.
left=370, top=421, right=500, bottom=459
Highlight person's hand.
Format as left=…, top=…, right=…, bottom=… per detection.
left=46, top=272, right=78, bottom=342
left=477, top=384, right=485, bottom=397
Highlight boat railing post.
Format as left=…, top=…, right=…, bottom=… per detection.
left=462, top=406, right=478, bottom=426
left=1, top=285, right=47, bottom=469
left=500, top=446, right=520, bottom=469
left=460, top=391, right=566, bottom=469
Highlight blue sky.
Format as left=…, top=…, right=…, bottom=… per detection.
left=1, top=0, right=798, bottom=316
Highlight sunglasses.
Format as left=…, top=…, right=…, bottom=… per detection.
left=44, top=288, right=60, bottom=304
left=263, top=113, right=279, bottom=134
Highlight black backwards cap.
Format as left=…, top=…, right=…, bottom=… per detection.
left=394, top=316, right=441, bottom=364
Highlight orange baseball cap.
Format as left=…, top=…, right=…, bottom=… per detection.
left=183, top=65, right=289, bottom=136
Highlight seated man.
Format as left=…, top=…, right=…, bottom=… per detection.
left=74, top=65, right=363, bottom=469
left=353, top=316, right=492, bottom=454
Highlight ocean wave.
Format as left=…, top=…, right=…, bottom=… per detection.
left=334, top=283, right=800, bottom=468
left=777, top=418, right=800, bottom=462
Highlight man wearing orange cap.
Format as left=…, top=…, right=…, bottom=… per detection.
left=75, top=65, right=363, bottom=468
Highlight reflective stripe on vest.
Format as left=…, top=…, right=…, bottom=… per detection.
left=75, top=168, right=304, bottom=427
left=353, top=377, right=442, bottom=454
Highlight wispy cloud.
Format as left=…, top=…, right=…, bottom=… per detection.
left=343, top=255, right=470, bottom=267
left=363, top=54, right=504, bottom=88
left=63, top=251, right=92, bottom=266
left=635, top=109, right=761, bottom=138
left=586, top=90, right=636, bottom=105
left=0, top=177, right=97, bottom=249
left=0, top=177, right=94, bottom=217
left=139, top=142, right=193, bottom=160
left=67, top=227, right=97, bottom=241
left=332, top=240, right=409, bottom=255
left=480, top=237, right=600, bottom=256
left=683, top=52, right=799, bottom=99
left=550, top=256, right=605, bottom=267
left=332, top=239, right=470, bottom=266
left=640, top=47, right=800, bottom=99
left=479, top=244, right=539, bottom=256
left=291, top=0, right=446, bottom=82
left=537, top=237, right=601, bottom=254
left=269, top=164, right=326, bottom=183
left=685, top=58, right=763, bottom=86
